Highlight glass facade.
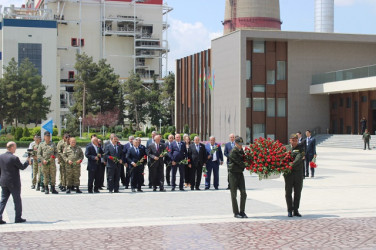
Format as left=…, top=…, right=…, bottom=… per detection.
left=18, top=43, right=42, bottom=75
left=253, top=98, right=265, bottom=112
left=253, top=124, right=265, bottom=139
left=267, top=70, right=275, bottom=84
left=277, top=98, right=286, bottom=117
left=267, top=98, right=275, bottom=117
left=277, top=61, right=286, bottom=80
left=253, top=85, right=265, bottom=92
left=253, top=41, right=265, bottom=53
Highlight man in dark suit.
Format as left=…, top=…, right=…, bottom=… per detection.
left=97, top=139, right=106, bottom=189
left=296, top=131, right=306, bottom=178
left=147, top=134, right=166, bottom=191
left=126, top=138, right=147, bottom=192
left=122, top=136, right=134, bottom=189
left=305, top=130, right=317, bottom=178
left=104, top=134, right=124, bottom=193
left=146, top=131, right=157, bottom=188
left=188, top=136, right=208, bottom=190
left=224, top=133, right=235, bottom=190
left=85, top=137, right=103, bottom=193
left=0, top=142, right=31, bottom=224
left=205, top=136, right=224, bottom=190
left=169, top=134, right=187, bottom=191
left=164, top=134, right=174, bottom=186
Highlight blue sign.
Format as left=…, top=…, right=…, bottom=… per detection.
left=42, top=119, right=53, bottom=134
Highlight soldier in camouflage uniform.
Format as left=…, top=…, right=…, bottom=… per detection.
left=57, top=134, right=70, bottom=191
left=37, top=131, right=58, bottom=194
left=31, top=136, right=41, bottom=190
left=63, top=137, right=84, bottom=194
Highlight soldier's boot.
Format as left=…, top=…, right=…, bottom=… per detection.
left=71, top=186, right=76, bottom=191
left=51, top=186, right=59, bottom=194
left=41, top=185, right=45, bottom=192
left=76, top=186, right=82, bottom=194
left=45, top=186, right=49, bottom=194
left=61, top=186, right=66, bottom=192
left=66, top=187, right=71, bottom=194
left=36, top=184, right=40, bottom=191
left=31, top=185, right=35, bottom=189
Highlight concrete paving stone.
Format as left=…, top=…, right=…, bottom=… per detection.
left=0, top=146, right=375, bottom=249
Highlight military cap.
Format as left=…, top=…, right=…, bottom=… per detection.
left=235, top=136, right=244, bottom=145
left=44, top=131, right=51, bottom=136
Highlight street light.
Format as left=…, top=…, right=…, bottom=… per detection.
left=159, top=118, right=162, bottom=134
left=64, top=117, right=67, bottom=130
left=79, top=116, right=82, bottom=139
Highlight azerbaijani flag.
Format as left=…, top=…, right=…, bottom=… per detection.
left=208, top=70, right=213, bottom=90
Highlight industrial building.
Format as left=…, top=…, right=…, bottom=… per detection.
left=0, top=0, right=171, bottom=129
left=175, top=0, right=376, bottom=143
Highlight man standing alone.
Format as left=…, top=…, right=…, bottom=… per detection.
left=363, top=129, right=371, bottom=150
left=0, top=142, right=31, bottom=224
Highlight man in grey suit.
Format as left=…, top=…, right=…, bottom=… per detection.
left=0, top=142, right=31, bottom=224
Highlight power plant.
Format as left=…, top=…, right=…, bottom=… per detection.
left=223, top=0, right=282, bottom=35
left=315, top=0, right=334, bottom=33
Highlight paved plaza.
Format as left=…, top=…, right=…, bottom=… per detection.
left=0, top=144, right=376, bottom=249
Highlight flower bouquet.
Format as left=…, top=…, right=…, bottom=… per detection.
left=72, top=159, right=83, bottom=168
left=244, top=137, right=293, bottom=180
left=136, top=155, right=147, bottom=166
left=202, top=165, right=208, bottom=177
left=210, top=145, right=220, bottom=155
left=178, top=158, right=190, bottom=165
left=109, top=156, right=119, bottom=164
left=309, top=157, right=317, bottom=168
left=46, top=155, right=56, bottom=165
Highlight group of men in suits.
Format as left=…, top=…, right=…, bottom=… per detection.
left=297, top=130, right=317, bottom=178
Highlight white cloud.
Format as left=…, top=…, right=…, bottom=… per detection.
left=335, top=0, right=376, bottom=6
left=167, top=17, right=222, bottom=73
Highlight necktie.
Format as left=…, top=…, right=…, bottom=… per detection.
left=231, top=142, right=234, bottom=148
left=156, top=144, right=159, bottom=151
left=136, top=148, right=139, bottom=155
left=196, top=144, right=199, bottom=152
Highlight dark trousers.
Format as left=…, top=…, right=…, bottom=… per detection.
left=125, top=166, right=131, bottom=187
left=150, top=162, right=164, bottom=189
left=184, top=164, right=191, bottom=184
left=205, top=161, right=219, bottom=189
left=131, top=165, right=143, bottom=190
left=229, top=172, right=247, bottom=215
left=227, top=163, right=230, bottom=189
left=171, top=164, right=185, bottom=189
left=88, top=168, right=101, bottom=191
left=107, top=165, right=120, bottom=192
left=284, top=172, right=303, bottom=212
left=99, top=163, right=106, bottom=187
left=120, top=165, right=126, bottom=186
left=190, top=163, right=203, bottom=189
left=0, top=186, right=22, bottom=221
left=165, top=164, right=171, bottom=185
left=305, top=154, right=315, bottom=177
left=364, top=140, right=370, bottom=150
left=148, top=163, right=152, bottom=186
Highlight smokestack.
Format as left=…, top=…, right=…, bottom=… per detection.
left=223, top=0, right=282, bottom=35
left=315, top=0, right=334, bottom=33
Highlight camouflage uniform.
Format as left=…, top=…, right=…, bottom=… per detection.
left=57, top=139, right=68, bottom=188
left=31, top=143, right=41, bottom=186
left=37, top=141, right=58, bottom=188
left=63, top=145, right=84, bottom=188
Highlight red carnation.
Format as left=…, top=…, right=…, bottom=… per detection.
left=109, top=156, right=114, bottom=160
left=277, top=168, right=280, bottom=171
left=203, top=174, right=207, bottom=177
left=253, top=169, right=257, bottom=173
left=51, top=155, right=55, bottom=159
left=143, top=155, right=147, bottom=159
left=289, top=166, right=292, bottom=170
left=188, top=159, right=191, bottom=163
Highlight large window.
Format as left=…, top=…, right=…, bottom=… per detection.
left=277, top=98, right=286, bottom=117
left=246, top=60, right=252, bottom=80
left=253, top=124, right=265, bottom=139
left=267, top=98, right=275, bottom=117
left=253, top=41, right=265, bottom=53
left=277, top=61, right=286, bottom=80
left=253, top=85, right=265, bottom=92
left=18, top=43, right=42, bottom=75
left=267, top=70, right=275, bottom=84
left=253, top=98, right=265, bottom=112
left=246, top=98, right=252, bottom=108
left=246, top=127, right=251, bottom=144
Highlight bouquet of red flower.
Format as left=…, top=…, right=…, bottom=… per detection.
left=210, top=144, right=220, bottom=155
left=159, top=148, right=170, bottom=158
left=309, top=157, right=317, bottom=168
left=136, top=155, right=147, bottom=166
left=202, top=165, right=208, bottom=177
left=109, top=156, right=119, bottom=164
left=244, top=137, right=293, bottom=180
left=178, top=158, right=190, bottom=165
left=46, top=155, right=56, bottom=165
left=72, top=159, right=83, bottom=167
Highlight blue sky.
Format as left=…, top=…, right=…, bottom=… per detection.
left=2, top=0, right=376, bottom=73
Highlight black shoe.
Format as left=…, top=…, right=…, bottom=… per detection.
left=109, top=190, right=113, bottom=193
left=131, top=189, right=136, bottom=192
left=239, top=212, right=248, bottom=218
left=234, top=214, right=242, bottom=219
left=205, top=187, right=209, bottom=190
left=99, top=187, right=104, bottom=190
left=114, top=190, right=119, bottom=193
left=71, top=186, right=76, bottom=191
left=171, top=187, right=175, bottom=191
left=288, top=211, right=293, bottom=217
left=94, top=189, right=100, bottom=193
left=88, top=190, right=93, bottom=193
left=148, top=185, right=152, bottom=188
left=305, top=174, right=309, bottom=177
left=215, top=188, right=219, bottom=190
left=76, top=187, right=82, bottom=194
left=293, top=211, right=302, bottom=217
left=0, top=219, right=6, bottom=224
left=167, top=183, right=171, bottom=186
left=51, top=186, right=59, bottom=194
left=196, top=188, right=201, bottom=190
left=41, top=186, right=45, bottom=192
left=15, top=218, right=26, bottom=223
left=125, top=186, right=129, bottom=189
left=31, top=185, right=35, bottom=189
left=179, top=188, right=185, bottom=191
left=137, top=189, right=143, bottom=192
left=191, top=188, right=194, bottom=190
left=36, top=184, right=40, bottom=191
left=153, top=188, right=157, bottom=192
left=66, top=188, right=71, bottom=194
left=160, top=189, right=166, bottom=192
left=45, top=186, right=49, bottom=194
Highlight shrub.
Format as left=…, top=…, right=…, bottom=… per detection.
left=167, top=126, right=175, bottom=134
left=115, top=125, right=123, bottom=133
left=11, top=126, right=16, bottom=136
left=15, top=127, right=24, bottom=141
left=52, top=136, right=61, bottom=142
left=135, top=131, right=145, bottom=137
left=6, top=126, right=12, bottom=134
left=164, top=132, right=171, bottom=139
left=22, top=128, right=31, bottom=137
left=32, top=127, right=41, bottom=136
left=183, top=124, right=190, bottom=134
left=19, top=136, right=33, bottom=141
left=52, top=128, right=58, bottom=136
left=190, top=133, right=198, bottom=141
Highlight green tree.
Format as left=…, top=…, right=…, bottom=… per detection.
left=160, top=73, right=175, bottom=126
left=123, top=72, right=148, bottom=130
left=148, top=75, right=162, bottom=127
left=22, top=127, right=31, bottom=137
left=15, top=127, right=23, bottom=141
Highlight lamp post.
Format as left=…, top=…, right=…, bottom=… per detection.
left=79, top=116, right=82, bottom=139
left=159, top=118, right=162, bottom=134
left=64, top=117, right=67, bottom=130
